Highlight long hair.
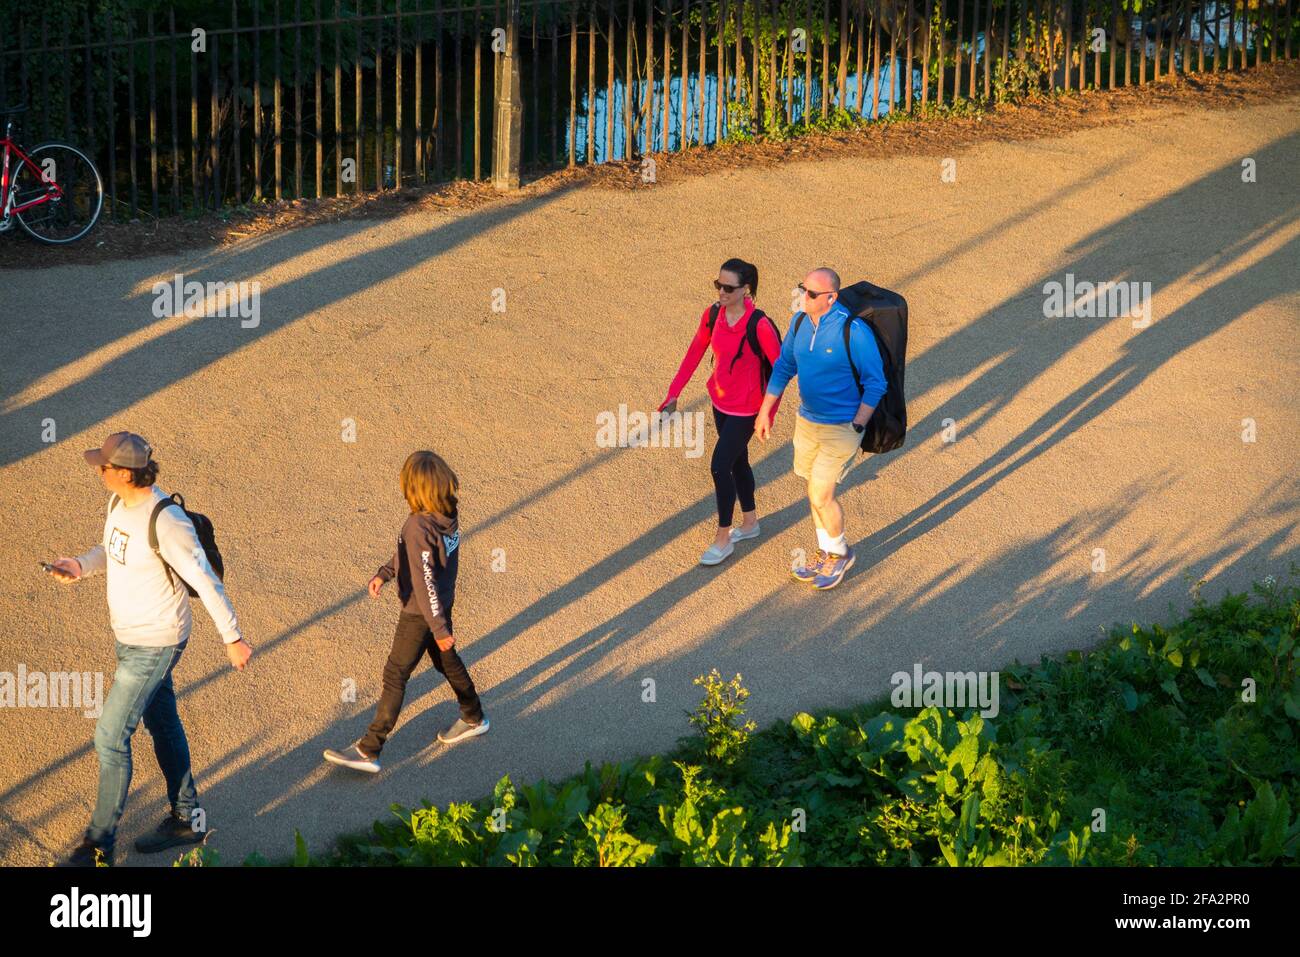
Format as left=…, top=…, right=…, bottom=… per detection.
left=400, top=450, right=459, bottom=515
left=719, top=257, right=759, bottom=300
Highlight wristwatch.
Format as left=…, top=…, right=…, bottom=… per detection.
left=852, top=422, right=865, bottom=434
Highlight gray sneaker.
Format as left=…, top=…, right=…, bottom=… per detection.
left=438, top=716, right=490, bottom=745
left=323, top=742, right=380, bottom=773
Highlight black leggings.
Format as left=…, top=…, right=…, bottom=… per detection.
left=711, top=407, right=757, bottom=528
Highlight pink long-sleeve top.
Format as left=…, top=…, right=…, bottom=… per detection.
left=660, top=298, right=783, bottom=417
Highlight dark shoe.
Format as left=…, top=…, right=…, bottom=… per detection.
left=60, top=836, right=113, bottom=867
left=134, top=811, right=206, bottom=854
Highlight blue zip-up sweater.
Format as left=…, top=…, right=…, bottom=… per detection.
left=766, top=301, right=888, bottom=424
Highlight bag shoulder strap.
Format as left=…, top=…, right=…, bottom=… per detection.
left=148, top=493, right=187, bottom=591
left=842, top=315, right=864, bottom=396
left=706, top=302, right=721, bottom=332
left=108, top=494, right=120, bottom=512
left=732, top=308, right=770, bottom=369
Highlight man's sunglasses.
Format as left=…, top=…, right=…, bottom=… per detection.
left=798, top=283, right=835, bottom=299
left=713, top=280, right=745, bottom=294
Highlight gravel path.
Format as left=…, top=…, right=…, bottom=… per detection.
left=1, top=92, right=1296, bottom=866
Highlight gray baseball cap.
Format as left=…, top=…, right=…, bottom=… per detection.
left=84, top=431, right=153, bottom=469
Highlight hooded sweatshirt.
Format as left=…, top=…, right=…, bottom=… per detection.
left=375, top=510, right=460, bottom=639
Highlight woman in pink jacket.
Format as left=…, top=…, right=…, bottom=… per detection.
left=659, top=258, right=782, bottom=566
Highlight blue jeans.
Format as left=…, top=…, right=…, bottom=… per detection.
left=87, top=640, right=196, bottom=849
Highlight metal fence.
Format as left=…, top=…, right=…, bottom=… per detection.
left=1, top=0, right=1294, bottom=221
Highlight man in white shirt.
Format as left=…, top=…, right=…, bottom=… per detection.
left=49, top=432, right=252, bottom=866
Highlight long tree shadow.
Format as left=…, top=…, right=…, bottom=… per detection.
left=405, top=130, right=1300, bottom=714
left=164, top=479, right=1296, bottom=867
left=201, top=127, right=1300, bottom=854
left=0, top=180, right=584, bottom=467
left=4, top=128, right=1297, bottom=862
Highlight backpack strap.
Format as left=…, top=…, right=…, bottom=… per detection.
left=706, top=302, right=721, bottom=333
left=728, top=307, right=770, bottom=374
left=148, top=493, right=186, bottom=592
left=108, top=494, right=120, bottom=512
left=791, top=312, right=806, bottom=341
left=745, top=308, right=771, bottom=355
left=842, top=317, right=864, bottom=397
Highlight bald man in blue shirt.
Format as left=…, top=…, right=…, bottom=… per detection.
left=755, top=267, right=887, bottom=590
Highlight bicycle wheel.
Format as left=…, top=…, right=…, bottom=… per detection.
left=13, top=143, right=104, bottom=245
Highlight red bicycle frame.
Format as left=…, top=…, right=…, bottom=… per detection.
left=1, top=134, right=65, bottom=222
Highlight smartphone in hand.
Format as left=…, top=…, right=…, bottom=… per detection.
left=40, top=560, right=76, bottom=581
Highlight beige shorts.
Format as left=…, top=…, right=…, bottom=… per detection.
left=793, top=415, right=861, bottom=486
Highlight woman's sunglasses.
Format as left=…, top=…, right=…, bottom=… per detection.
left=798, top=283, right=834, bottom=299
left=713, top=280, right=745, bottom=294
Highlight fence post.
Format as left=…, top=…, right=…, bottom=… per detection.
left=821, top=0, right=829, bottom=115
left=683, top=0, right=692, bottom=148
left=922, top=0, right=932, bottom=111
left=493, top=0, right=523, bottom=188
left=663, top=0, right=673, bottom=150
left=955, top=0, right=964, bottom=99
left=871, top=0, right=881, bottom=115
left=936, top=0, right=945, bottom=107
left=591, top=2, right=599, bottom=162
left=569, top=2, right=577, bottom=164
left=609, top=0, right=619, bottom=158
left=800, top=0, right=809, bottom=121
left=905, top=0, right=914, bottom=110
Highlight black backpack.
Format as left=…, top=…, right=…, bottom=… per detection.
left=707, top=302, right=783, bottom=391
left=791, top=280, right=909, bottom=454
left=109, top=491, right=225, bottom=597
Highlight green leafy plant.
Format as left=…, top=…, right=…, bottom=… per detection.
left=173, top=845, right=220, bottom=867
left=688, top=669, right=758, bottom=767
left=580, top=803, right=657, bottom=867
left=252, top=573, right=1297, bottom=868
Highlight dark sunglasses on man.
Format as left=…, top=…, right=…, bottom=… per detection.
left=798, top=283, right=835, bottom=299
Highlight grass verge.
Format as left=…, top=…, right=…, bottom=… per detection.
left=195, top=571, right=1297, bottom=867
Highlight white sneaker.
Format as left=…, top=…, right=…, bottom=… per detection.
left=699, top=542, right=734, bottom=566
left=729, top=522, right=761, bottom=543
left=323, top=742, right=380, bottom=774
left=438, top=717, right=490, bottom=745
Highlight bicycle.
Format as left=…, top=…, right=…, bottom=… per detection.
left=1, top=104, right=104, bottom=245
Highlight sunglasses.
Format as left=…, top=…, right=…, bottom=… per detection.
left=798, top=283, right=835, bottom=299
left=713, top=280, right=746, bottom=294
